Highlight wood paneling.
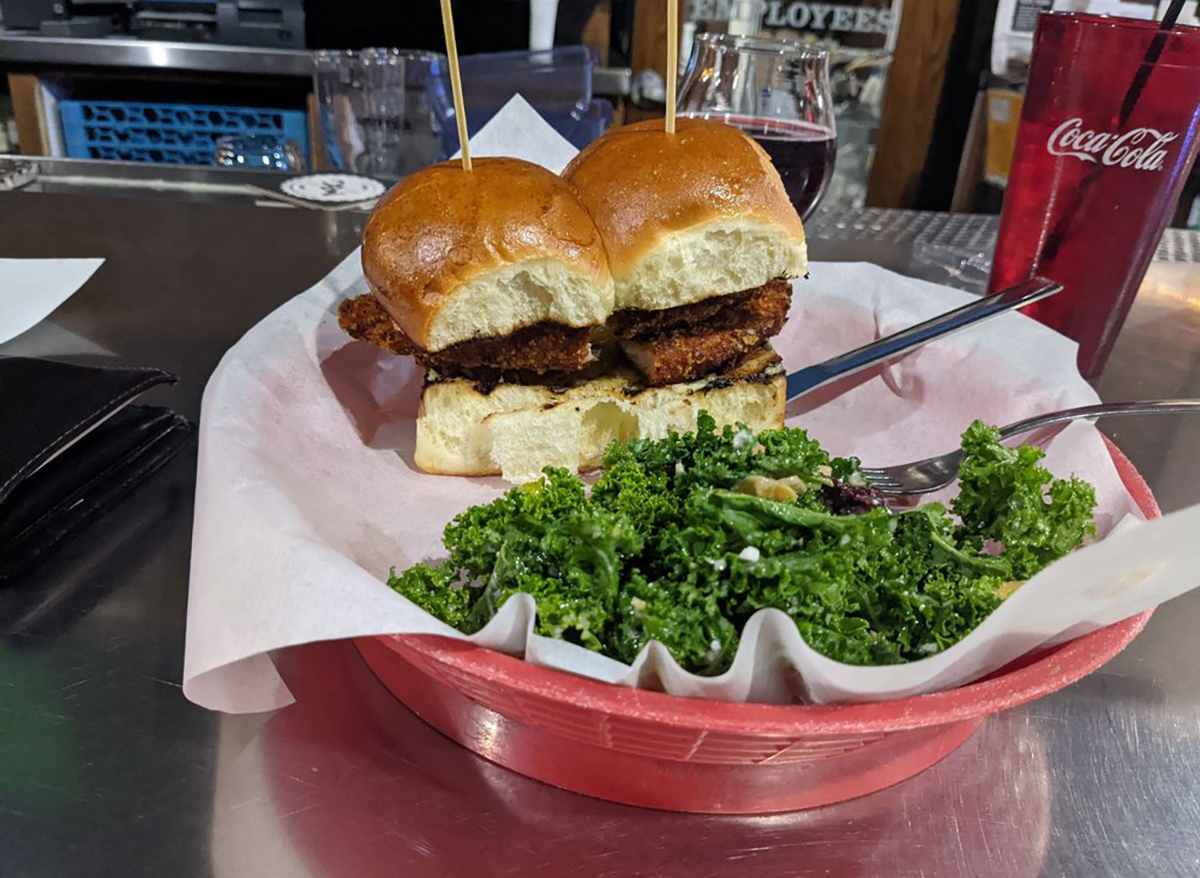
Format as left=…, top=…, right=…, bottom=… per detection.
left=8, top=73, right=48, bottom=156
left=631, top=0, right=671, bottom=83
left=867, top=0, right=963, bottom=208
left=583, top=1, right=613, bottom=64
left=624, top=0, right=677, bottom=123
left=950, top=89, right=987, bottom=212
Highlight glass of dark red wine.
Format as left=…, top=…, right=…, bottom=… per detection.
left=678, top=33, right=837, bottom=221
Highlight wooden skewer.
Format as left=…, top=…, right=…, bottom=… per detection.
left=665, top=0, right=678, bottom=134
left=439, top=0, right=472, bottom=171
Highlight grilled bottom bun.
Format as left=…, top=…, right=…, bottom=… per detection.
left=415, top=345, right=786, bottom=482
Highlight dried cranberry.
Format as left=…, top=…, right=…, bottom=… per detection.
left=821, top=480, right=886, bottom=515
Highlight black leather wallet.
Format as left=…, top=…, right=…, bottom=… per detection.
left=0, top=357, right=195, bottom=581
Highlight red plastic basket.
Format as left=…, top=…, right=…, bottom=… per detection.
left=356, top=440, right=1157, bottom=813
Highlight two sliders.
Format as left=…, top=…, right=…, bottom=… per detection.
left=339, top=117, right=808, bottom=482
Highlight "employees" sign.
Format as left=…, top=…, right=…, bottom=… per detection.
left=687, top=0, right=901, bottom=50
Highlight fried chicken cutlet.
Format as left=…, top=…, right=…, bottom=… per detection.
left=614, top=278, right=792, bottom=385
left=338, top=294, right=594, bottom=378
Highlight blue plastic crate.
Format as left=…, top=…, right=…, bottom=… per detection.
left=59, top=100, right=310, bottom=166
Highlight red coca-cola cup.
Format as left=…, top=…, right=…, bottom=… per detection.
left=989, top=12, right=1200, bottom=377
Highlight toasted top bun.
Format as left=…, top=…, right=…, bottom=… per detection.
left=563, top=118, right=807, bottom=312
left=362, top=157, right=614, bottom=352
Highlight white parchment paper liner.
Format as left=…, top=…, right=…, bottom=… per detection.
left=184, top=100, right=1200, bottom=713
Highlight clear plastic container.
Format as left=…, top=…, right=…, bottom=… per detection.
left=435, top=46, right=605, bottom=152
left=312, top=48, right=447, bottom=181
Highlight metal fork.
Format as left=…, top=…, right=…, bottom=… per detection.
left=860, top=400, right=1200, bottom=496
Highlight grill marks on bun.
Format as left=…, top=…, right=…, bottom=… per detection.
left=415, top=345, right=787, bottom=482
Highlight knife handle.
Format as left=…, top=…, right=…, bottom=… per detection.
left=785, top=277, right=1063, bottom=403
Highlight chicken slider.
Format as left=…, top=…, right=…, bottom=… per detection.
left=563, top=118, right=806, bottom=386
left=339, top=154, right=786, bottom=482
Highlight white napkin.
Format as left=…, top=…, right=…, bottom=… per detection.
left=0, top=258, right=104, bottom=345
left=451, top=94, right=579, bottom=173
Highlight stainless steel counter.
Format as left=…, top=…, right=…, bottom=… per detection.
left=1, top=181, right=1198, bottom=877
left=0, top=31, right=632, bottom=95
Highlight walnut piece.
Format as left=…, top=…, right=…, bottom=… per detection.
left=995, top=580, right=1024, bottom=600
left=734, top=474, right=808, bottom=503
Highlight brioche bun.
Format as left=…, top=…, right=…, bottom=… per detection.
left=415, top=345, right=785, bottom=482
left=563, top=118, right=807, bottom=312
left=362, top=157, right=614, bottom=352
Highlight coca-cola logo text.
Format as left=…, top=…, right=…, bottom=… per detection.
left=1047, top=118, right=1179, bottom=171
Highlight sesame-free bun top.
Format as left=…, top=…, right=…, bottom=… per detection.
left=563, top=118, right=807, bottom=312
left=362, top=157, right=614, bottom=352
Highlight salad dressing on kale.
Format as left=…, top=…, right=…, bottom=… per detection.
left=389, top=414, right=1096, bottom=673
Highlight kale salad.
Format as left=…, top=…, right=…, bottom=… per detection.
left=389, top=414, right=1097, bottom=673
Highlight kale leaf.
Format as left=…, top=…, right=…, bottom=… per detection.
left=469, top=506, right=643, bottom=650
left=442, top=466, right=588, bottom=579
left=387, top=414, right=1097, bottom=673
left=953, top=420, right=1096, bottom=579
left=386, top=563, right=475, bottom=630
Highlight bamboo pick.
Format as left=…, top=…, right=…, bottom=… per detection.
left=665, top=0, right=678, bottom=134
left=439, top=0, right=472, bottom=171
